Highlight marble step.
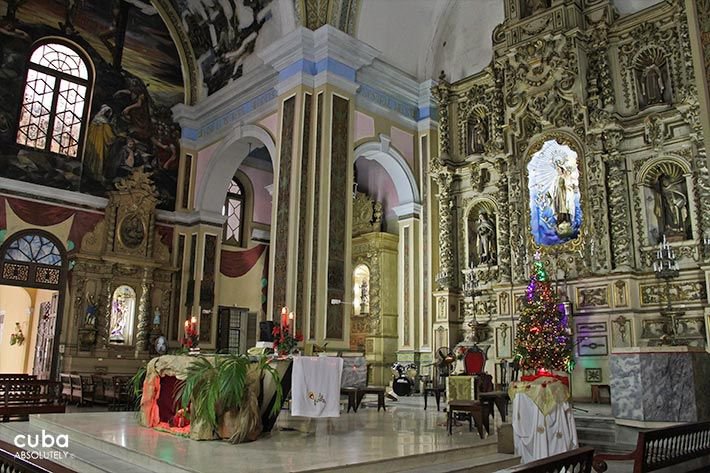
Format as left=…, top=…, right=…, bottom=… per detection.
left=0, top=421, right=159, bottom=473
left=577, top=426, right=617, bottom=443
left=297, top=440, right=502, bottom=473
left=392, top=453, right=520, bottom=473
left=29, top=415, right=197, bottom=473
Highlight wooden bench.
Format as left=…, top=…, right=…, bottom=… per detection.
left=503, top=447, right=595, bottom=472
left=0, top=380, right=65, bottom=422
left=0, top=374, right=37, bottom=382
left=592, top=421, right=710, bottom=473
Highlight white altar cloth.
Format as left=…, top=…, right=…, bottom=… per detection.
left=291, top=356, right=343, bottom=418
left=511, top=385, right=578, bottom=463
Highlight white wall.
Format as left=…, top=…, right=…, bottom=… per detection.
left=0, top=286, right=32, bottom=374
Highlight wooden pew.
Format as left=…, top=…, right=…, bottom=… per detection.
left=503, top=447, right=595, bottom=473
left=593, top=421, right=710, bottom=473
left=0, top=380, right=65, bottom=422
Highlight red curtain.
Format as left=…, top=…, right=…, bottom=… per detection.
left=220, top=244, right=267, bottom=278
left=1, top=197, right=103, bottom=252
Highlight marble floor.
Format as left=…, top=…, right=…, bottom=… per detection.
left=0, top=396, right=516, bottom=473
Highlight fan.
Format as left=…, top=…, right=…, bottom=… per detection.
left=435, top=347, right=455, bottom=378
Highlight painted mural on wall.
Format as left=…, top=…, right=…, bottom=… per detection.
left=527, top=139, right=582, bottom=246
left=0, top=0, right=183, bottom=210
left=170, top=0, right=273, bottom=95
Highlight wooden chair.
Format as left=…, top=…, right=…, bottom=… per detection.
left=356, top=386, right=386, bottom=411
left=447, top=399, right=489, bottom=439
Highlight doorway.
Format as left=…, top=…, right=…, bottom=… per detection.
left=0, top=230, right=67, bottom=379
left=217, top=307, right=257, bottom=354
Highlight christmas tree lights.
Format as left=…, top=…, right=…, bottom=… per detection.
left=514, top=254, right=574, bottom=374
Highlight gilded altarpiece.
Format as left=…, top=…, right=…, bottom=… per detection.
left=351, top=192, right=398, bottom=386
left=65, top=169, right=175, bottom=372
left=432, top=0, right=709, bottom=389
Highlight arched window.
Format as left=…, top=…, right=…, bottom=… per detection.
left=110, top=285, right=136, bottom=345
left=16, top=41, right=91, bottom=158
left=223, top=178, right=245, bottom=245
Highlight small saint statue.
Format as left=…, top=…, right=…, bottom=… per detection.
left=639, top=63, right=666, bottom=106
left=85, top=295, right=97, bottom=327
left=153, top=308, right=161, bottom=327
left=476, top=212, right=497, bottom=265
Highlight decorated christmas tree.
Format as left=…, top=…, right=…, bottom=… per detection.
left=514, top=254, right=574, bottom=374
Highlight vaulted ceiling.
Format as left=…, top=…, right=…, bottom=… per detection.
left=82, top=0, right=667, bottom=102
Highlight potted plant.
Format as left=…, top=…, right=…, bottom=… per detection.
left=177, top=355, right=282, bottom=443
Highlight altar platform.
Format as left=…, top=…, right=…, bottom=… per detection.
left=0, top=397, right=519, bottom=473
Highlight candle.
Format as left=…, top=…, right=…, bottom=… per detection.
left=288, top=311, right=294, bottom=329
left=281, top=307, right=288, bottom=330
left=184, top=320, right=189, bottom=328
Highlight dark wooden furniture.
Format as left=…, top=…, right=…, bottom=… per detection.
left=424, top=386, right=445, bottom=411
left=592, top=421, right=710, bottom=473
left=356, top=386, right=386, bottom=411
left=341, top=387, right=359, bottom=412
left=0, top=438, right=77, bottom=473
left=591, top=384, right=610, bottom=404
left=0, top=374, right=37, bottom=382
left=447, top=400, right=489, bottom=439
left=505, top=447, right=595, bottom=473
left=0, top=380, right=65, bottom=422
left=479, top=391, right=509, bottom=422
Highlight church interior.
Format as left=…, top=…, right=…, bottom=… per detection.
left=0, top=0, right=709, bottom=471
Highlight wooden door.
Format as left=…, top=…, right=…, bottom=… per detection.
left=33, top=294, right=58, bottom=379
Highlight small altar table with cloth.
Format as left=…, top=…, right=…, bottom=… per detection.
left=508, top=376, right=578, bottom=464
left=291, top=356, right=343, bottom=418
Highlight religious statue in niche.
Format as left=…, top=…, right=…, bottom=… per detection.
left=468, top=210, right=497, bottom=266
left=467, top=115, right=489, bottom=154
left=527, top=139, right=582, bottom=246
left=650, top=173, right=691, bottom=242
left=524, top=0, right=551, bottom=17
left=634, top=49, right=670, bottom=109
left=477, top=212, right=497, bottom=265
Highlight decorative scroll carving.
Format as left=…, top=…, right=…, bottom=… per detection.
left=352, top=192, right=383, bottom=236
left=603, top=129, right=633, bottom=270
left=432, top=163, right=455, bottom=289
left=640, top=280, right=707, bottom=305
left=577, top=286, right=609, bottom=308
left=495, top=159, right=511, bottom=282
left=432, top=72, right=452, bottom=159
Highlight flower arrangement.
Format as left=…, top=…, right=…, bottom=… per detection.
left=10, top=323, right=25, bottom=346
left=181, top=316, right=199, bottom=351
left=272, top=324, right=303, bottom=356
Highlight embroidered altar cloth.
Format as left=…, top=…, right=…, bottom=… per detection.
left=291, top=356, right=343, bottom=418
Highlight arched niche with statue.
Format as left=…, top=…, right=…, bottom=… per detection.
left=465, top=200, right=498, bottom=268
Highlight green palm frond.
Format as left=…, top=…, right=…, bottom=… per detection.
left=173, top=354, right=284, bottom=434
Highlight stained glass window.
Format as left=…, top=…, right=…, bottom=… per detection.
left=17, top=42, right=90, bottom=158
left=222, top=179, right=245, bottom=245
left=110, top=285, right=136, bottom=345
left=4, top=234, right=62, bottom=266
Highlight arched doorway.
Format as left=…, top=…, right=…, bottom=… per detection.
left=194, top=124, right=277, bottom=352
left=353, top=135, right=422, bottom=384
left=0, top=230, right=68, bottom=379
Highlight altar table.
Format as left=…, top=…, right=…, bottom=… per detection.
left=509, top=377, right=578, bottom=463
